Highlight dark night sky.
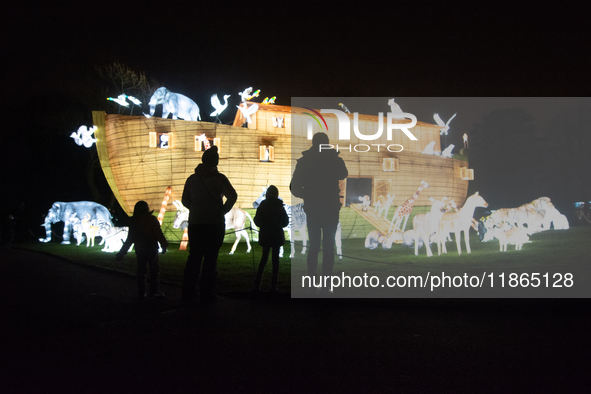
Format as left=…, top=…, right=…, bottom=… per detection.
left=1, top=1, right=590, bottom=222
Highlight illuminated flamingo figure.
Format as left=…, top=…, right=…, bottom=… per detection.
left=210, top=94, right=231, bottom=122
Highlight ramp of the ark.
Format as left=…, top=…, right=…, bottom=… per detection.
left=349, top=203, right=394, bottom=236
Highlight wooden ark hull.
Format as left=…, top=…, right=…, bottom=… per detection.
left=93, top=111, right=293, bottom=216
left=93, top=104, right=470, bottom=240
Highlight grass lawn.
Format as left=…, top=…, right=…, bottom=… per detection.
left=17, top=207, right=591, bottom=298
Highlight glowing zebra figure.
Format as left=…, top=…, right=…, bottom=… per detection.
left=253, top=187, right=343, bottom=259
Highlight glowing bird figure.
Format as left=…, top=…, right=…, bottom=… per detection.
left=70, top=125, right=98, bottom=148
left=249, top=89, right=260, bottom=99
left=239, top=87, right=253, bottom=103
left=237, top=102, right=259, bottom=124
left=262, top=97, right=270, bottom=104
left=434, top=113, right=457, bottom=136
left=126, top=95, right=142, bottom=105
left=107, top=95, right=129, bottom=107
left=268, top=96, right=276, bottom=104
left=210, top=94, right=231, bottom=120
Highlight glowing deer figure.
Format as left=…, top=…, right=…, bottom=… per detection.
left=78, top=213, right=99, bottom=247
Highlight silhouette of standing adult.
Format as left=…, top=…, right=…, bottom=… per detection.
left=291, top=132, right=348, bottom=293
left=181, top=146, right=237, bottom=305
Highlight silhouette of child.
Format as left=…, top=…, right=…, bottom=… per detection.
left=253, top=185, right=289, bottom=292
left=116, top=201, right=168, bottom=300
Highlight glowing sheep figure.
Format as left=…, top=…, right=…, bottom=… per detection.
left=358, top=195, right=371, bottom=211
left=490, top=224, right=531, bottom=252
left=101, top=227, right=131, bottom=253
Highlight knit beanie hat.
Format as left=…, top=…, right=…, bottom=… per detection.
left=202, top=145, right=219, bottom=166
left=266, top=185, right=279, bottom=200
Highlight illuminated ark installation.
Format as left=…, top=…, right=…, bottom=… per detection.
left=93, top=101, right=472, bottom=242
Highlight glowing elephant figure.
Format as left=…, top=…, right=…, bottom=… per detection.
left=144, top=87, right=201, bottom=121
left=40, top=201, right=113, bottom=245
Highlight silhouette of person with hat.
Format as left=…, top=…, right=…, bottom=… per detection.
left=291, top=132, right=348, bottom=295
left=181, top=146, right=237, bottom=305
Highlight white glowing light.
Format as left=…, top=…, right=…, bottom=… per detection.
left=196, top=133, right=211, bottom=150
left=422, top=141, right=440, bottom=155
left=237, top=102, right=259, bottom=124
left=70, top=125, right=97, bottom=148
left=210, top=94, right=231, bottom=117
left=107, top=97, right=129, bottom=107
left=239, top=87, right=260, bottom=103
left=441, top=144, right=455, bottom=158
left=127, top=95, right=142, bottom=105
left=239, top=87, right=253, bottom=102
left=144, top=87, right=201, bottom=121
left=388, top=98, right=405, bottom=119
left=434, top=113, right=457, bottom=136
left=39, top=201, right=113, bottom=245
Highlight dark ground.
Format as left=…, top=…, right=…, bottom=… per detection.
left=1, top=247, right=590, bottom=393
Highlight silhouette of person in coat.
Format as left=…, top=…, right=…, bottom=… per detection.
left=253, top=185, right=289, bottom=292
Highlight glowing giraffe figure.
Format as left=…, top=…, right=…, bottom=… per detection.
left=388, top=181, right=429, bottom=233
left=197, top=134, right=211, bottom=150
left=157, top=186, right=173, bottom=225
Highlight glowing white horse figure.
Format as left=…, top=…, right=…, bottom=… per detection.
left=439, top=192, right=489, bottom=255
left=172, top=200, right=254, bottom=254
